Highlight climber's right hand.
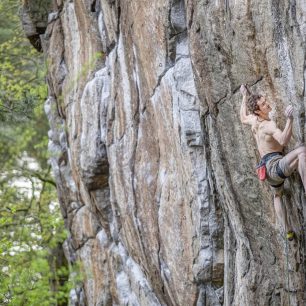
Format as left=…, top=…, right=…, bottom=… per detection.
left=285, top=105, right=294, bottom=119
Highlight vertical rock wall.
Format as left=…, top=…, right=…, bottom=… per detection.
left=24, top=0, right=306, bottom=305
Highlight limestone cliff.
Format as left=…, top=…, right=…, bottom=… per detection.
left=23, top=0, right=306, bottom=305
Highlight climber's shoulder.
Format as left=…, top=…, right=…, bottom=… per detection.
left=243, top=114, right=257, bottom=126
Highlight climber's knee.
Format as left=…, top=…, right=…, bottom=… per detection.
left=298, top=146, right=306, bottom=159
left=297, top=146, right=306, bottom=156
left=272, top=185, right=284, bottom=197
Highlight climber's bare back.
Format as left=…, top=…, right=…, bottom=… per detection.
left=245, top=115, right=284, bottom=157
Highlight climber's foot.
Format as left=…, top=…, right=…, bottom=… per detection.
left=286, top=230, right=295, bottom=241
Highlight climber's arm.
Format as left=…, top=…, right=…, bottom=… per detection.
left=272, top=120, right=293, bottom=147
left=240, top=93, right=256, bottom=125
left=265, top=106, right=294, bottom=146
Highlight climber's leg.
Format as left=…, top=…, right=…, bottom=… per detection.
left=273, top=194, right=289, bottom=231
left=273, top=194, right=294, bottom=240
left=283, top=146, right=306, bottom=192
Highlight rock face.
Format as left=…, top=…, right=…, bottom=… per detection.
left=20, top=0, right=54, bottom=51
left=25, top=0, right=306, bottom=305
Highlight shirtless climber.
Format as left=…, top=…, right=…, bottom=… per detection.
left=240, top=84, right=306, bottom=241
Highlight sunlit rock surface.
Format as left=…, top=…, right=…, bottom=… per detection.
left=25, top=0, right=306, bottom=305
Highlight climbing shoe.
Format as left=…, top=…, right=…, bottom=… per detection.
left=286, top=231, right=295, bottom=241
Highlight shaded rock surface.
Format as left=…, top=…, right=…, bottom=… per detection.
left=20, top=0, right=54, bottom=51
left=25, top=0, right=306, bottom=305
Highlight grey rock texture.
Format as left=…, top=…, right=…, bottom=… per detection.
left=24, top=0, right=306, bottom=305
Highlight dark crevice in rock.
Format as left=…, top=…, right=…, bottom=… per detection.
left=116, top=4, right=121, bottom=37
left=232, top=76, right=264, bottom=94
left=175, top=54, right=189, bottom=62
left=299, top=82, right=306, bottom=143
left=215, top=93, right=228, bottom=105
left=132, top=53, right=141, bottom=122
left=299, top=109, right=306, bottom=143
left=36, top=26, right=47, bottom=34
left=68, top=205, right=86, bottom=231
left=170, top=28, right=187, bottom=39
left=72, top=226, right=107, bottom=252
left=188, top=4, right=194, bottom=29
left=82, top=167, right=109, bottom=191
left=106, top=41, right=116, bottom=55
left=73, top=235, right=98, bottom=251
left=151, top=65, right=174, bottom=98
left=178, top=88, right=194, bottom=99
left=241, top=244, right=251, bottom=277
left=27, top=34, right=45, bottom=52
left=224, top=0, right=230, bottom=14
left=91, top=0, right=97, bottom=12
left=166, top=8, right=174, bottom=64
left=303, top=63, right=306, bottom=98
left=250, top=76, right=264, bottom=88
left=67, top=202, right=85, bottom=215
left=55, top=1, right=64, bottom=13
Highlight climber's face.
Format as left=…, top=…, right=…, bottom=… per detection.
left=256, top=96, right=272, bottom=117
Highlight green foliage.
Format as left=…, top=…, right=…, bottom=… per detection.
left=0, top=0, right=47, bottom=122
left=0, top=0, right=19, bottom=43
left=0, top=1, right=73, bottom=305
left=0, top=108, right=72, bottom=305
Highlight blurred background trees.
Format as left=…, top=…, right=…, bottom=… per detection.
left=0, top=1, right=71, bottom=304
